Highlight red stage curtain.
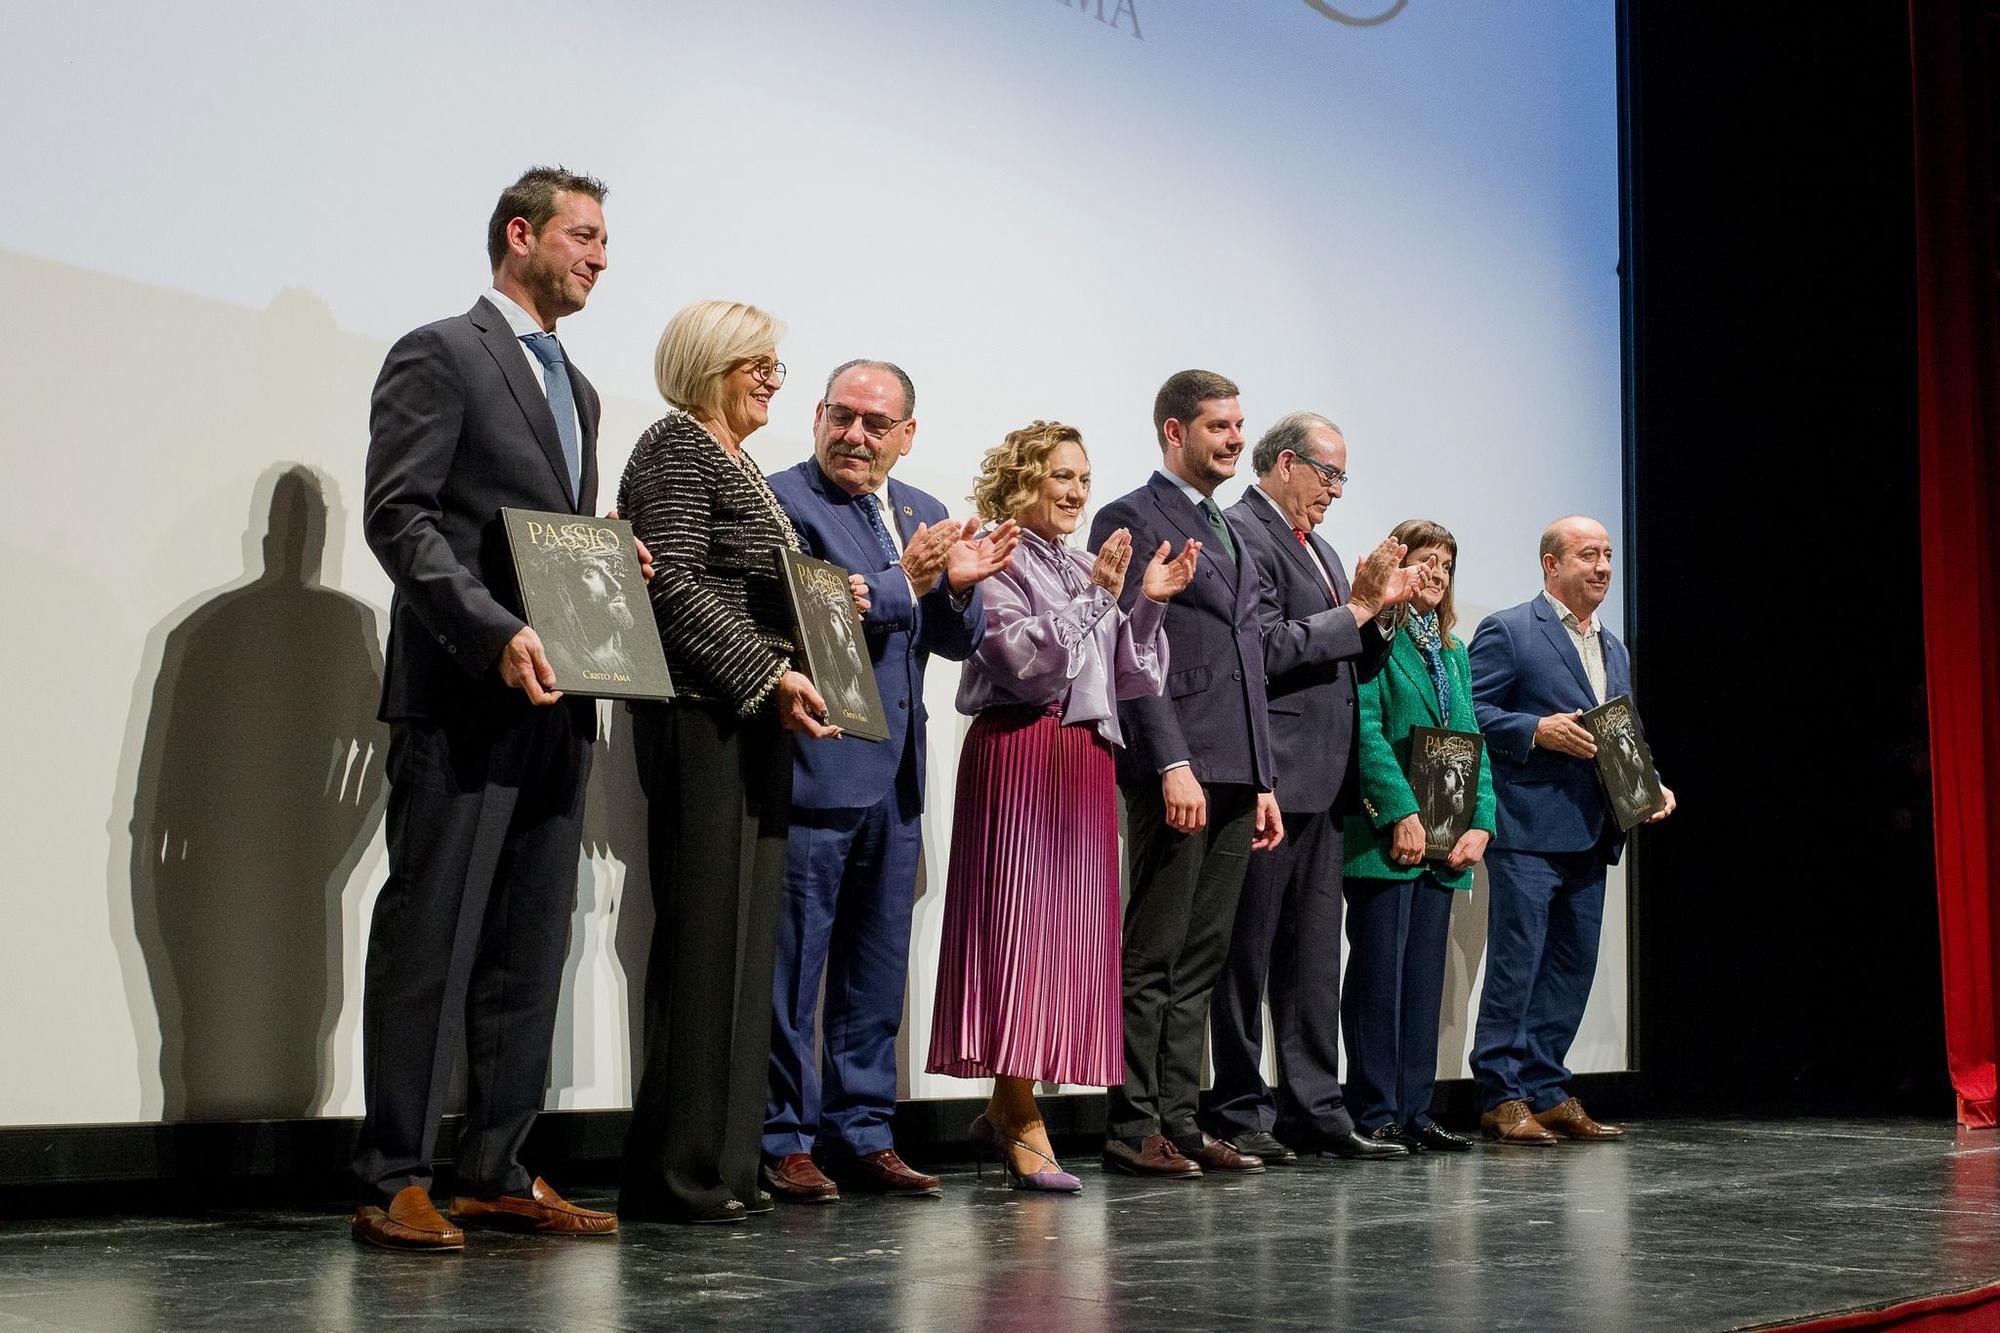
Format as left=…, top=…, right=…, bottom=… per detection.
left=1911, top=0, right=2000, bottom=1127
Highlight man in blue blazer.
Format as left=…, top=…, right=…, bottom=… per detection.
left=762, top=360, right=1014, bottom=1202
left=1205, top=412, right=1421, bottom=1164
left=1468, top=515, right=1675, bottom=1144
left=354, top=168, right=619, bottom=1248
left=1090, top=369, right=1283, bottom=1179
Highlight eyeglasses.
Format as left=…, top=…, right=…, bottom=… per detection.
left=821, top=401, right=910, bottom=440
left=742, top=359, right=786, bottom=387
left=1289, top=451, right=1349, bottom=487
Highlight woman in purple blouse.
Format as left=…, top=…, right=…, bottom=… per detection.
left=926, top=421, right=1199, bottom=1192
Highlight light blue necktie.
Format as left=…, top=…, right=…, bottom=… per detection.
left=521, top=332, right=582, bottom=504
left=858, top=493, right=900, bottom=566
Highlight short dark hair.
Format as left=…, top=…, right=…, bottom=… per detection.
left=486, top=166, right=608, bottom=270
left=1153, top=369, right=1240, bottom=448
left=823, top=359, right=917, bottom=417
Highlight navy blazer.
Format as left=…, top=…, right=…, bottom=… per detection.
left=1468, top=594, right=1638, bottom=861
left=364, top=297, right=600, bottom=727
left=1227, top=491, right=1391, bottom=816
left=767, top=460, right=984, bottom=812
left=1090, top=472, right=1273, bottom=791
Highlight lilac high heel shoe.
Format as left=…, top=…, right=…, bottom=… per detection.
left=969, top=1114, right=1083, bottom=1194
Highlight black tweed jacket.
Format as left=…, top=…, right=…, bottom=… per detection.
left=617, top=409, right=799, bottom=713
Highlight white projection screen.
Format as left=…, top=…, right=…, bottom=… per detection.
left=0, top=0, right=1625, bottom=1126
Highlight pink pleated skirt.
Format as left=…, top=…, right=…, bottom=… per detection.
left=925, top=706, right=1123, bottom=1087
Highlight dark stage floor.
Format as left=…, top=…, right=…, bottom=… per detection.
left=3, top=1118, right=1997, bottom=1331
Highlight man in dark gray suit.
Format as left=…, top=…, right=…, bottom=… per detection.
left=353, top=167, right=620, bottom=1250
left=1203, top=413, right=1425, bottom=1163
left=1089, top=369, right=1284, bottom=1179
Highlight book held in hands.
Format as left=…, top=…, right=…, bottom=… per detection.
left=777, top=548, right=889, bottom=742
left=498, top=509, right=675, bottom=701
left=1579, top=693, right=1666, bottom=832
left=1406, top=726, right=1485, bottom=860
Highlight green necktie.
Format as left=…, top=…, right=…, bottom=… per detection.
left=1199, top=495, right=1237, bottom=563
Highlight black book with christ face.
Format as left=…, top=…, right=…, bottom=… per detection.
left=498, top=509, right=675, bottom=701
left=1579, top=694, right=1665, bottom=832
left=1407, top=726, right=1485, bottom=860
left=777, top=548, right=888, bottom=742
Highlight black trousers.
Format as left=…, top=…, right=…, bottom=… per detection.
left=1108, top=779, right=1257, bottom=1143
left=1203, top=807, right=1351, bottom=1141
left=1341, top=871, right=1457, bottom=1132
left=621, top=700, right=792, bottom=1217
left=353, top=703, right=591, bottom=1203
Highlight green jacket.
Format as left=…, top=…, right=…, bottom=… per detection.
left=1342, top=623, right=1498, bottom=889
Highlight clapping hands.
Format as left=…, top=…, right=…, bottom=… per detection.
left=904, top=516, right=1020, bottom=595
left=946, top=517, right=1020, bottom=593
left=1141, top=538, right=1201, bottom=601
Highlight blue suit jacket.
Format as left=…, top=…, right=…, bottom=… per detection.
left=1227, top=490, right=1391, bottom=816
left=1090, top=472, right=1273, bottom=791
left=1468, top=594, right=1638, bottom=861
left=767, top=460, right=984, bottom=812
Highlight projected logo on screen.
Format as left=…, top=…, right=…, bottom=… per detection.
left=1302, top=0, right=1409, bottom=25
left=1054, top=0, right=1141, bottom=39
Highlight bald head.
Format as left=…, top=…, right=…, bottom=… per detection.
left=1540, top=515, right=1612, bottom=619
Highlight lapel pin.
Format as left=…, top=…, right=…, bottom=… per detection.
left=901, top=505, right=914, bottom=516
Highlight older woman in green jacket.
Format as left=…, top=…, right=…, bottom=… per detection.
left=1340, top=519, right=1496, bottom=1153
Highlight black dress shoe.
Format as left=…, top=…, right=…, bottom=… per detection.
left=1407, top=1121, right=1474, bottom=1153
left=1225, top=1131, right=1299, bottom=1167
left=1321, top=1128, right=1409, bottom=1160
left=1368, top=1123, right=1426, bottom=1154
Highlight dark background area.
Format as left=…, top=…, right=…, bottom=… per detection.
left=1621, top=0, right=1947, bottom=1114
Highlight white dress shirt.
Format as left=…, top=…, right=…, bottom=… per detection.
left=1544, top=589, right=1608, bottom=704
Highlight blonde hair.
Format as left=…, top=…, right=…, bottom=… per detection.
left=972, top=421, right=1085, bottom=525
left=653, top=299, right=787, bottom=417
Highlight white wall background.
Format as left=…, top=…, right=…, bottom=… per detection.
left=0, top=0, right=1626, bottom=1126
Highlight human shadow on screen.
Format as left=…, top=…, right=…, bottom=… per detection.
left=547, top=701, right=652, bottom=1102
left=1437, top=860, right=1490, bottom=1078
left=128, top=466, right=387, bottom=1121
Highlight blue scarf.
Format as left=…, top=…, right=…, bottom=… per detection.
left=1409, top=610, right=1451, bottom=720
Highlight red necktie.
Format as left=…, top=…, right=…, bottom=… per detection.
left=1294, top=529, right=1339, bottom=603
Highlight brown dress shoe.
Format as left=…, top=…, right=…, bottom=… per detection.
left=352, top=1185, right=465, bottom=1252
left=1480, top=1099, right=1559, bottom=1146
left=1101, top=1134, right=1203, bottom=1178
left=826, top=1148, right=941, bottom=1197
left=1534, top=1097, right=1625, bottom=1141
left=1185, top=1134, right=1265, bottom=1173
left=763, top=1153, right=840, bottom=1204
left=449, top=1177, right=618, bottom=1235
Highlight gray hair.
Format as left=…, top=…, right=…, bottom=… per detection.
left=1251, top=411, right=1342, bottom=476
left=823, top=359, right=916, bottom=417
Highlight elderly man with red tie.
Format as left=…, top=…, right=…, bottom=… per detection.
left=1203, top=411, right=1430, bottom=1165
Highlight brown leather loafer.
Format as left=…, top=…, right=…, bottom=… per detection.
left=352, top=1185, right=465, bottom=1252
left=1535, top=1097, right=1625, bottom=1141
left=825, top=1148, right=941, bottom=1197
left=449, top=1176, right=618, bottom=1235
left=1102, top=1134, right=1203, bottom=1178
left=1186, top=1134, right=1264, bottom=1173
left=763, top=1153, right=840, bottom=1204
left=1480, top=1099, right=1559, bottom=1146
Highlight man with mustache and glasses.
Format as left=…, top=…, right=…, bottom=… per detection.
left=761, top=360, right=1018, bottom=1202
left=1467, top=515, right=1675, bottom=1146
left=1088, top=369, right=1283, bottom=1180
